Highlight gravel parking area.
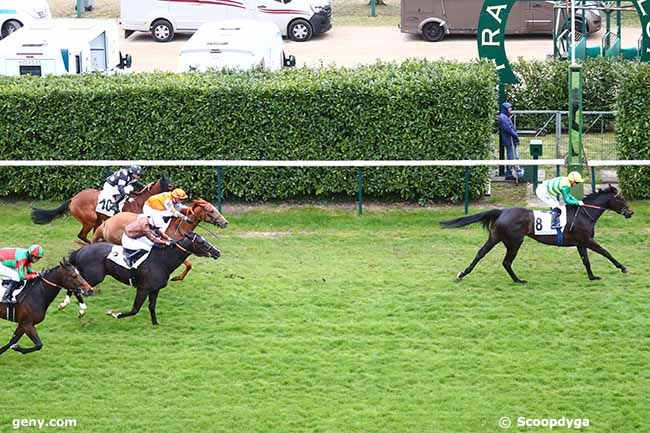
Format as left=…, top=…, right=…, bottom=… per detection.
left=119, top=24, right=642, bottom=72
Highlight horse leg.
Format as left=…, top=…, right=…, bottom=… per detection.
left=11, top=324, right=43, bottom=355
left=78, top=223, right=94, bottom=244
left=0, top=326, right=24, bottom=356
left=171, top=259, right=192, bottom=282
left=58, top=291, right=73, bottom=310
left=107, top=289, right=147, bottom=320
left=577, top=244, right=600, bottom=281
left=585, top=239, right=628, bottom=274
left=456, top=236, right=500, bottom=281
left=502, top=238, right=526, bottom=284
left=75, top=293, right=88, bottom=318
left=148, top=289, right=161, bottom=326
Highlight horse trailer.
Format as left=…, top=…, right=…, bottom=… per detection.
left=177, top=20, right=296, bottom=72
left=400, top=0, right=602, bottom=42
left=0, top=19, right=132, bottom=76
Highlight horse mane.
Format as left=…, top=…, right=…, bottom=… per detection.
left=584, top=185, right=618, bottom=201
left=129, top=181, right=155, bottom=197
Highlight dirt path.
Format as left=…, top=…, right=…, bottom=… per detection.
left=120, top=24, right=643, bottom=72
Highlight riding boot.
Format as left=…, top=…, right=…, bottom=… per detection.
left=2, top=280, right=20, bottom=304
left=111, top=194, right=126, bottom=213
left=551, top=207, right=562, bottom=229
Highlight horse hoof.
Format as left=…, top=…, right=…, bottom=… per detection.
left=516, top=280, right=527, bottom=285
left=171, top=276, right=181, bottom=282
left=106, top=309, right=119, bottom=318
left=10, top=344, right=19, bottom=351
left=455, top=272, right=464, bottom=281
left=590, top=275, right=602, bottom=281
left=78, top=310, right=86, bottom=319
left=621, top=267, right=629, bottom=274
left=58, top=303, right=67, bottom=311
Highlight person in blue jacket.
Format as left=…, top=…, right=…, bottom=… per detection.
left=498, top=102, right=524, bottom=180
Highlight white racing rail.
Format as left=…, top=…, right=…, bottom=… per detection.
left=1, top=159, right=647, bottom=214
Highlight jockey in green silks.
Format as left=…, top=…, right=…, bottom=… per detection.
left=535, top=171, right=585, bottom=229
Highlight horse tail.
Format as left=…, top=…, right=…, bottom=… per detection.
left=440, top=209, right=503, bottom=230
left=31, top=199, right=71, bottom=224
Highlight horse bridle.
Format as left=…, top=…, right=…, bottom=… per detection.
left=173, top=233, right=198, bottom=253
left=40, top=274, right=62, bottom=289
left=570, top=190, right=626, bottom=229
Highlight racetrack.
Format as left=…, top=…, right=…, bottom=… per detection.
left=1, top=201, right=648, bottom=432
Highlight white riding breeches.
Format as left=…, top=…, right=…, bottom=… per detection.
left=536, top=184, right=560, bottom=208
left=121, top=233, right=154, bottom=251
left=142, top=204, right=173, bottom=233
left=0, top=263, right=20, bottom=282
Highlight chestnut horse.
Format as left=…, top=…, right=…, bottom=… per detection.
left=92, top=199, right=228, bottom=280
left=31, top=177, right=172, bottom=243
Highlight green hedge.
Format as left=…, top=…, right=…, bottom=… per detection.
left=616, top=63, right=650, bottom=199
left=508, top=58, right=627, bottom=112
left=0, top=61, right=496, bottom=203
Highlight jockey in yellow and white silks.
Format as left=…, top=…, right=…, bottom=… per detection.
left=142, top=189, right=189, bottom=233
left=535, top=171, right=584, bottom=229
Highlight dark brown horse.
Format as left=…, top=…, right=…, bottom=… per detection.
left=69, top=232, right=220, bottom=325
left=0, top=260, right=94, bottom=356
left=31, top=177, right=172, bottom=243
left=441, top=186, right=633, bottom=283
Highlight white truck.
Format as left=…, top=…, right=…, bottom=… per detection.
left=120, top=0, right=332, bottom=43
left=178, top=19, right=296, bottom=72
left=0, top=0, right=51, bottom=39
left=0, top=19, right=132, bottom=76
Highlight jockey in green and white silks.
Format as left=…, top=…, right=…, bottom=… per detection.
left=535, top=171, right=585, bottom=229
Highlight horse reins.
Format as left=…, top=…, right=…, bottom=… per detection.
left=173, top=233, right=197, bottom=253
left=569, top=204, right=603, bottom=231
left=40, top=274, right=63, bottom=290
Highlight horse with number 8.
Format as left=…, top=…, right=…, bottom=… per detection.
left=441, top=186, right=633, bottom=283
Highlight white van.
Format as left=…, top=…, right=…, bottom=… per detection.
left=120, top=0, right=332, bottom=43
left=0, top=19, right=132, bottom=76
left=0, top=0, right=51, bottom=39
left=178, top=20, right=296, bottom=72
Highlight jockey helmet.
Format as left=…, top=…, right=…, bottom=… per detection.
left=28, top=244, right=44, bottom=259
left=129, top=165, right=144, bottom=177
left=171, top=188, right=188, bottom=200
left=567, top=171, right=584, bottom=184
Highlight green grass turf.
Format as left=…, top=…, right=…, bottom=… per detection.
left=1, top=200, right=648, bottom=433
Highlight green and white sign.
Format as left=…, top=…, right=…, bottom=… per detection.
left=477, top=0, right=518, bottom=84
left=477, top=0, right=650, bottom=84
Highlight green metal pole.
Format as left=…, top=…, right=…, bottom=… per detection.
left=357, top=168, right=364, bottom=216
left=76, top=0, right=83, bottom=17
left=464, top=167, right=470, bottom=215
left=370, top=0, right=376, bottom=17
left=533, top=155, right=539, bottom=192
left=591, top=166, right=596, bottom=192
left=568, top=63, right=584, bottom=198
left=616, top=0, right=621, bottom=41
left=216, top=167, right=223, bottom=213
